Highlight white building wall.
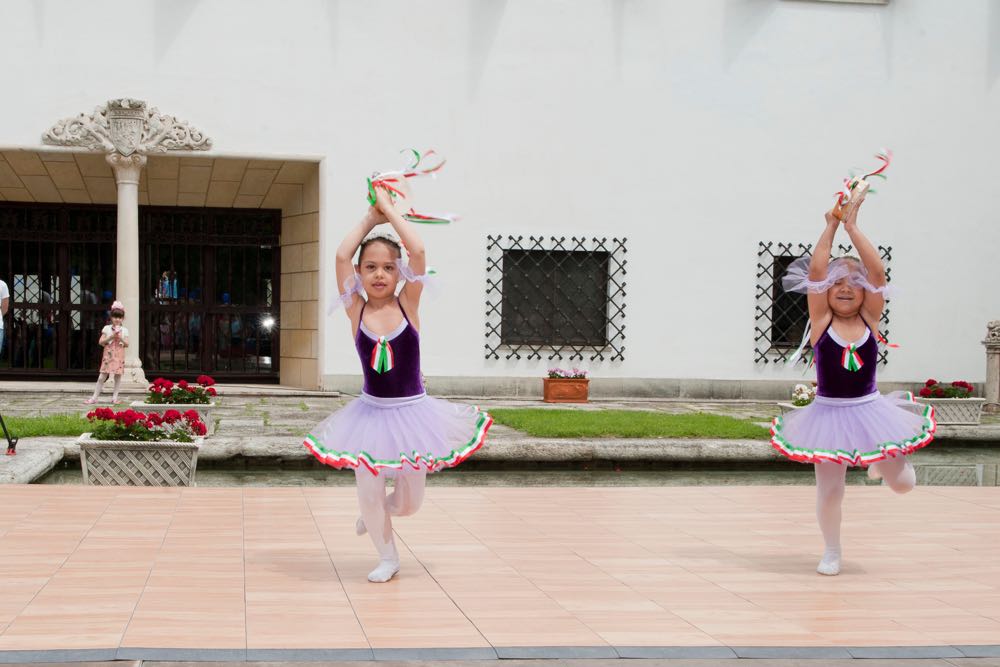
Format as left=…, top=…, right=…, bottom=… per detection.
left=1, top=0, right=997, bottom=389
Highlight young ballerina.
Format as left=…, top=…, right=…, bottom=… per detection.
left=770, top=182, right=936, bottom=576
left=304, top=186, right=492, bottom=583
left=85, top=301, right=129, bottom=405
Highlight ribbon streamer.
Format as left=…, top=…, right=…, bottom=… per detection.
left=367, top=149, right=457, bottom=224
left=834, top=148, right=892, bottom=211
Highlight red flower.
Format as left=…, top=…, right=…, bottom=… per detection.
left=197, top=375, right=215, bottom=387
left=933, top=387, right=946, bottom=397
left=925, top=379, right=937, bottom=387
left=178, top=380, right=189, bottom=389
left=95, top=407, right=114, bottom=420
left=147, top=413, right=163, bottom=425
left=206, top=387, right=217, bottom=396
left=918, top=387, right=932, bottom=398
left=183, top=409, right=200, bottom=422
left=192, top=422, right=207, bottom=436
left=163, top=409, right=182, bottom=423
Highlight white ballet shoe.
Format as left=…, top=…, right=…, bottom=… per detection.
left=355, top=517, right=367, bottom=536
left=816, top=549, right=842, bottom=576
left=367, top=560, right=400, bottom=583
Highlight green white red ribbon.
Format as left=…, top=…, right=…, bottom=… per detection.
left=370, top=336, right=395, bottom=374
left=841, top=344, right=864, bottom=372
left=875, top=330, right=899, bottom=349
left=835, top=148, right=892, bottom=207
left=367, top=149, right=458, bottom=224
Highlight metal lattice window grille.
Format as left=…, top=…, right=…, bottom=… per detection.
left=485, top=236, right=627, bottom=361
left=755, top=241, right=893, bottom=366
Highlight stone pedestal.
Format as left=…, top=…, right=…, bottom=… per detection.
left=984, top=321, right=1000, bottom=414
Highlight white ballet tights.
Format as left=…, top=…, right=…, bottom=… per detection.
left=354, top=467, right=426, bottom=582
left=814, top=458, right=915, bottom=575
left=90, top=372, right=123, bottom=402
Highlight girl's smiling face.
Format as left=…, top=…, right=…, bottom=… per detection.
left=827, top=260, right=865, bottom=317
left=357, top=240, right=401, bottom=300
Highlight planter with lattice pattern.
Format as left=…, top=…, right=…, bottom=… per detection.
left=914, top=397, right=985, bottom=425
left=78, top=433, right=202, bottom=486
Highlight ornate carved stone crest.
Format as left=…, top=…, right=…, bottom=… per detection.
left=43, top=98, right=211, bottom=155
left=107, top=99, right=145, bottom=155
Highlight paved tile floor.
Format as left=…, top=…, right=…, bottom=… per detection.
left=1, top=484, right=998, bottom=657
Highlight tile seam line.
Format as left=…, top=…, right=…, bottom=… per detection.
left=436, top=487, right=616, bottom=652
left=303, top=485, right=375, bottom=655
left=392, top=503, right=496, bottom=656
left=118, top=488, right=184, bottom=654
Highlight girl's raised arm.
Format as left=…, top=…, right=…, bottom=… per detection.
left=334, top=208, right=383, bottom=319
left=841, top=190, right=885, bottom=327
left=372, top=186, right=426, bottom=314
left=806, top=210, right=839, bottom=344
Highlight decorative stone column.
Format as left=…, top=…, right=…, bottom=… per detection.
left=984, top=321, right=1000, bottom=414
left=43, top=98, right=211, bottom=385
left=107, top=152, right=147, bottom=383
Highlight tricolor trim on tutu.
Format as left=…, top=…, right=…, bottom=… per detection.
left=770, top=391, right=936, bottom=466
left=302, top=405, right=493, bottom=475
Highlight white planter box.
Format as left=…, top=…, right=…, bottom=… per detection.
left=914, top=397, right=986, bottom=425
left=130, top=401, right=216, bottom=434
left=777, top=402, right=809, bottom=415
left=78, top=433, right=202, bottom=486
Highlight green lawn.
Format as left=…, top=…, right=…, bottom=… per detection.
left=487, top=408, right=770, bottom=439
left=3, top=414, right=90, bottom=438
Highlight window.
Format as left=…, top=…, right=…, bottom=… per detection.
left=770, top=255, right=809, bottom=349
left=500, top=249, right=609, bottom=346
left=485, top=236, right=626, bottom=361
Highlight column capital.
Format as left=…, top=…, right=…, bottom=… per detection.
left=106, top=153, right=147, bottom=185
left=985, top=320, right=1000, bottom=349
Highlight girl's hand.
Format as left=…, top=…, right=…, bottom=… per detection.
left=363, top=206, right=386, bottom=230
left=824, top=208, right=840, bottom=228
left=372, top=184, right=398, bottom=217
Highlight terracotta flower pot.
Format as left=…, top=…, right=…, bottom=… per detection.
left=543, top=377, right=590, bottom=403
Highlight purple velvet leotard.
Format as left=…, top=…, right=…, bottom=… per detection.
left=813, top=323, right=878, bottom=399
left=814, top=324, right=878, bottom=398
left=355, top=300, right=425, bottom=398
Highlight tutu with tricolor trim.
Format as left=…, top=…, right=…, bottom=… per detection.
left=771, top=390, right=936, bottom=466
left=303, top=392, right=492, bottom=475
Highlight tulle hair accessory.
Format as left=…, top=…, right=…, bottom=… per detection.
left=110, top=300, right=125, bottom=314
left=781, top=256, right=897, bottom=298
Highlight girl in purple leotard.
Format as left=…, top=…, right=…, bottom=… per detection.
left=770, top=180, right=935, bottom=576
left=304, top=186, right=492, bottom=583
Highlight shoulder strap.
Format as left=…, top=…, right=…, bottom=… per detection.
left=396, top=297, right=412, bottom=325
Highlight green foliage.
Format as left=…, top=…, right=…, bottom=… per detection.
left=488, top=409, right=769, bottom=439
